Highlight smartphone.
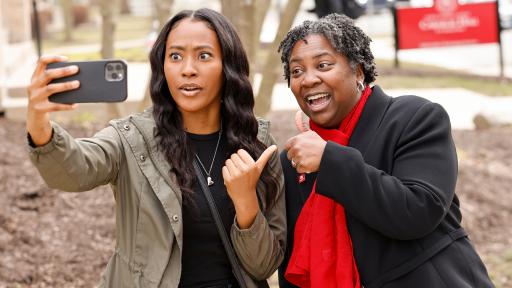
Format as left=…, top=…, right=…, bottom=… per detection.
left=47, top=59, right=128, bottom=104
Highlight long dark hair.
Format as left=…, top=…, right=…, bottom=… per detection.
left=149, top=8, right=278, bottom=208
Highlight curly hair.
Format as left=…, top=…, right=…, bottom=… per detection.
left=278, top=13, right=377, bottom=85
left=148, top=8, right=279, bottom=208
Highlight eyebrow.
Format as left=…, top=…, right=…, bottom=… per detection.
left=289, top=51, right=332, bottom=64
left=169, top=45, right=214, bottom=51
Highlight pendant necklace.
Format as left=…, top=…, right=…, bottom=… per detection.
left=194, top=121, right=222, bottom=186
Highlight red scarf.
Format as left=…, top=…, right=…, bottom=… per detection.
left=285, top=86, right=371, bottom=288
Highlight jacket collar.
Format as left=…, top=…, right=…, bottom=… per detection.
left=128, top=108, right=184, bottom=206
left=349, top=85, right=392, bottom=155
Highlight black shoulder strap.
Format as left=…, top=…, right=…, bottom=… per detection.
left=193, top=160, right=248, bottom=288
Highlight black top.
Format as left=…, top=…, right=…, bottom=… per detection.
left=279, top=86, right=493, bottom=288
left=179, top=130, right=237, bottom=288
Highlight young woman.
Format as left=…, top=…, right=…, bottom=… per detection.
left=26, top=8, right=285, bottom=288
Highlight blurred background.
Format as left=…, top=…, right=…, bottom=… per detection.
left=0, top=0, right=511, bottom=287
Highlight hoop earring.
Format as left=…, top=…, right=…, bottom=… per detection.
left=357, top=81, right=365, bottom=92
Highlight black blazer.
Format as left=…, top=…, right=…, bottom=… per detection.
left=278, top=86, right=494, bottom=288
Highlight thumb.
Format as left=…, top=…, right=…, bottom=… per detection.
left=255, top=145, right=277, bottom=172
left=295, top=110, right=309, bottom=133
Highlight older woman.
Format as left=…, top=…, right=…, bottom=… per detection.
left=277, top=14, right=494, bottom=288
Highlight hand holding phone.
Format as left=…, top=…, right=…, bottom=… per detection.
left=26, top=57, right=129, bottom=146
left=26, top=55, right=80, bottom=146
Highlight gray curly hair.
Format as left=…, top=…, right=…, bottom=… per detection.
left=278, top=13, right=377, bottom=86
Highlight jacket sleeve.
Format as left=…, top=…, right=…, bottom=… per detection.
left=316, top=102, right=457, bottom=240
left=28, top=122, right=122, bottom=192
left=230, top=133, right=287, bottom=280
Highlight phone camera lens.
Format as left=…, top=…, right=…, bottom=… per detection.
left=111, top=73, right=119, bottom=79
left=115, top=64, right=122, bottom=70
left=106, top=65, right=113, bottom=71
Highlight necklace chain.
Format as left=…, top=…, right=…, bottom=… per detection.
left=194, top=121, right=222, bottom=186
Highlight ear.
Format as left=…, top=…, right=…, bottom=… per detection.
left=356, top=64, right=365, bottom=83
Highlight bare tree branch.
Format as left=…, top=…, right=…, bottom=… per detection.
left=254, top=0, right=302, bottom=117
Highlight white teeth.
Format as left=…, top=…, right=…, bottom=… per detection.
left=306, top=93, right=329, bottom=101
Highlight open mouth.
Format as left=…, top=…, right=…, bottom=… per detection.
left=179, top=84, right=202, bottom=95
left=181, top=87, right=200, bottom=92
left=304, top=92, right=331, bottom=111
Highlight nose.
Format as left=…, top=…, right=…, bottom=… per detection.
left=301, top=70, right=321, bottom=88
left=181, top=58, right=197, bottom=78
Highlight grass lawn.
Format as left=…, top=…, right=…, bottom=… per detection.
left=65, top=47, right=149, bottom=62
left=42, top=13, right=152, bottom=50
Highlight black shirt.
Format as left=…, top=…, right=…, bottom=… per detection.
left=179, top=130, right=237, bottom=287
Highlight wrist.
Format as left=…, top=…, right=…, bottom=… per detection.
left=27, top=121, right=53, bottom=147
left=233, top=193, right=259, bottom=229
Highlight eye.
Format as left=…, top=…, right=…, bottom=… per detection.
left=199, top=52, right=212, bottom=60
left=170, top=53, right=182, bottom=61
left=290, top=67, right=303, bottom=77
left=318, top=62, right=332, bottom=69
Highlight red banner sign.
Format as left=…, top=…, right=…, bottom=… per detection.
left=396, top=0, right=499, bottom=49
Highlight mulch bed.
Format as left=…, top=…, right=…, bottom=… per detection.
left=1, top=112, right=510, bottom=287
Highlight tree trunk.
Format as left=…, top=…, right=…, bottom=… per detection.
left=119, top=0, right=131, bottom=14
left=137, top=0, right=175, bottom=112
left=154, top=0, right=174, bottom=28
left=221, top=0, right=260, bottom=83
left=100, top=0, right=116, bottom=59
left=100, top=0, right=122, bottom=118
left=254, top=0, right=271, bottom=45
left=60, top=0, right=73, bottom=41
left=254, top=0, right=302, bottom=117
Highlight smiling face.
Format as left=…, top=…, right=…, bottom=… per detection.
left=164, top=18, right=224, bottom=124
left=289, top=34, right=364, bottom=129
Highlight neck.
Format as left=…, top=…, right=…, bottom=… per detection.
left=331, top=90, right=363, bottom=129
left=182, top=112, right=221, bottom=134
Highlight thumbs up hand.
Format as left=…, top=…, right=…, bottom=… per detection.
left=285, top=111, right=326, bottom=174
left=295, top=110, right=309, bottom=133
left=222, top=145, right=277, bottom=228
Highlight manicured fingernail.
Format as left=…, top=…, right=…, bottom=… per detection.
left=69, top=65, right=78, bottom=72
left=72, top=80, right=80, bottom=87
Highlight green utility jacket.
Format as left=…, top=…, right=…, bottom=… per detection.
left=29, top=109, right=286, bottom=288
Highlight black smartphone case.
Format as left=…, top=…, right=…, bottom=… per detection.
left=47, top=60, right=128, bottom=104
